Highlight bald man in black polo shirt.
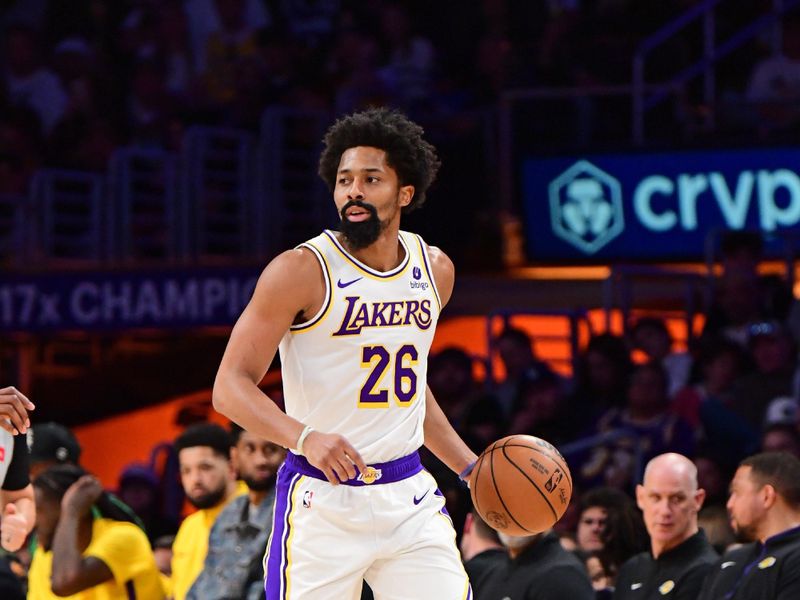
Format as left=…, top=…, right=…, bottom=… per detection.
left=699, top=452, right=800, bottom=600
left=615, top=453, right=718, bottom=599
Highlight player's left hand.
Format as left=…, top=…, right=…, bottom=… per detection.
left=1, top=503, right=29, bottom=551
left=61, top=475, right=103, bottom=518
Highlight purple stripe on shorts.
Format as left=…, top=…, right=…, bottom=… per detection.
left=284, top=451, right=423, bottom=485
left=435, top=488, right=450, bottom=517
left=265, top=468, right=301, bottom=600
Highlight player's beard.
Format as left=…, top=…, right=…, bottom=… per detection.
left=242, top=473, right=276, bottom=492
left=186, top=484, right=227, bottom=509
left=339, top=200, right=384, bottom=250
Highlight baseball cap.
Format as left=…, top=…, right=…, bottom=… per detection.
left=763, top=396, right=799, bottom=430
left=27, top=422, right=82, bottom=464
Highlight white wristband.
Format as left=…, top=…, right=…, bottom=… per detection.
left=295, top=425, right=314, bottom=456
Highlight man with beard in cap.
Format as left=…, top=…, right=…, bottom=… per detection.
left=187, top=423, right=285, bottom=600
left=171, top=422, right=243, bottom=600
left=699, top=451, right=800, bottom=599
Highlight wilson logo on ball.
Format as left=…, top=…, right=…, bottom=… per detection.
left=487, top=511, right=509, bottom=530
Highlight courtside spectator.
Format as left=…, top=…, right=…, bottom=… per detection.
left=170, top=422, right=242, bottom=600
left=27, top=422, right=81, bottom=479
left=29, top=464, right=165, bottom=599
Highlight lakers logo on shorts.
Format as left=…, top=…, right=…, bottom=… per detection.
left=358, top=467, right=383, bottom=484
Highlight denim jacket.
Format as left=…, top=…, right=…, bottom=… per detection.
left=186, top=489, right=275, bottom=600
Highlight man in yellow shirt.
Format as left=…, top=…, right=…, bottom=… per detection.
left=171, top=423, right=242, bottom=600
left=28, top=464, right=164, bottom=599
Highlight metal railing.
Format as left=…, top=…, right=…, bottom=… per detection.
left=258, top=107, right=332, bottom=258
left=109, top=147, right=183, bottom=263
left=9, top=114, right=334, bottom=268
left=559, top=428, right=647, bottom=486
left=182, top=127, right=255, bottom=261
left=602, top=265, right=708, bottom=344
left=0, top=194, right=26, bottom=266
left=497, top=84, right=680, bottom=212
left=31, top=170, right=107, bottom=263
left=632, top=0, right=800, bottom=144
left=485, top=307, right=594, bottom=384
left=703, top=227, right=800, bottom=292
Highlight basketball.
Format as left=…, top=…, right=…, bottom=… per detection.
left=469, top=434, right=573, bottom=536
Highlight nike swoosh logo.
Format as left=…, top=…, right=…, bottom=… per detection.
left=721, top=561, right=736, bottom=569
left=337, top=277, right=362, bottom=288
left=631, top=583, right=642, bottom=590
left=413, top=490, right=429, bottom=505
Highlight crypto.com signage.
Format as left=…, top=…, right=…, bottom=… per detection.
left=522, top=148, right=800, bottom=262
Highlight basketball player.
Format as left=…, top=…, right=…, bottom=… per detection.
left=213, top=108, right=478, bottom=599
left=0, top=386, right=35, bottom=550
left=0, top=386, right=36, bottom=600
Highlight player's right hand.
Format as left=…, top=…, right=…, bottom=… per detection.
left=303, top=431, right=368, bottom=485
left=0, top=386, right=34, bottom=436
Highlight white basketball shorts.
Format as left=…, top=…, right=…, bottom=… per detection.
left=264, top=452, right=472, bottom=600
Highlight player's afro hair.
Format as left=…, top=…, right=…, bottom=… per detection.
left=318, top=107, right=441, bottom=213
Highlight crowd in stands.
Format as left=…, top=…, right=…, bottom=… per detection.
left=0, top=1, right=797, bottom=204
left=4, top=0, right=800, bottom=598
left=0, top=227, right=797, bottom=598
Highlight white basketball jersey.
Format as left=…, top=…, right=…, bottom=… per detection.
left=278, top=230, right=441, bottom=463
left=0, top=429, right=12, bottom=486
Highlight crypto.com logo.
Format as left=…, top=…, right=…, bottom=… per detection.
left=549, top=160, right=624, bottom=254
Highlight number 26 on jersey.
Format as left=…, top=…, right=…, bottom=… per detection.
left=359, top=344, right=418, bottom=407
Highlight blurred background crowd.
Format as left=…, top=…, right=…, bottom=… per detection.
left=3, top=0, right=800, bottom=598
left=1, top=1, right=797, bottom=216
left=4, top=229, right=799, bottom=598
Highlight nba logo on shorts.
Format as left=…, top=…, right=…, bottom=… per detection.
left=302, top=490, right=313, bottom=508
left=412, top=267, right=422, bottom=280
left=545, top=469, right=562, bottom=492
